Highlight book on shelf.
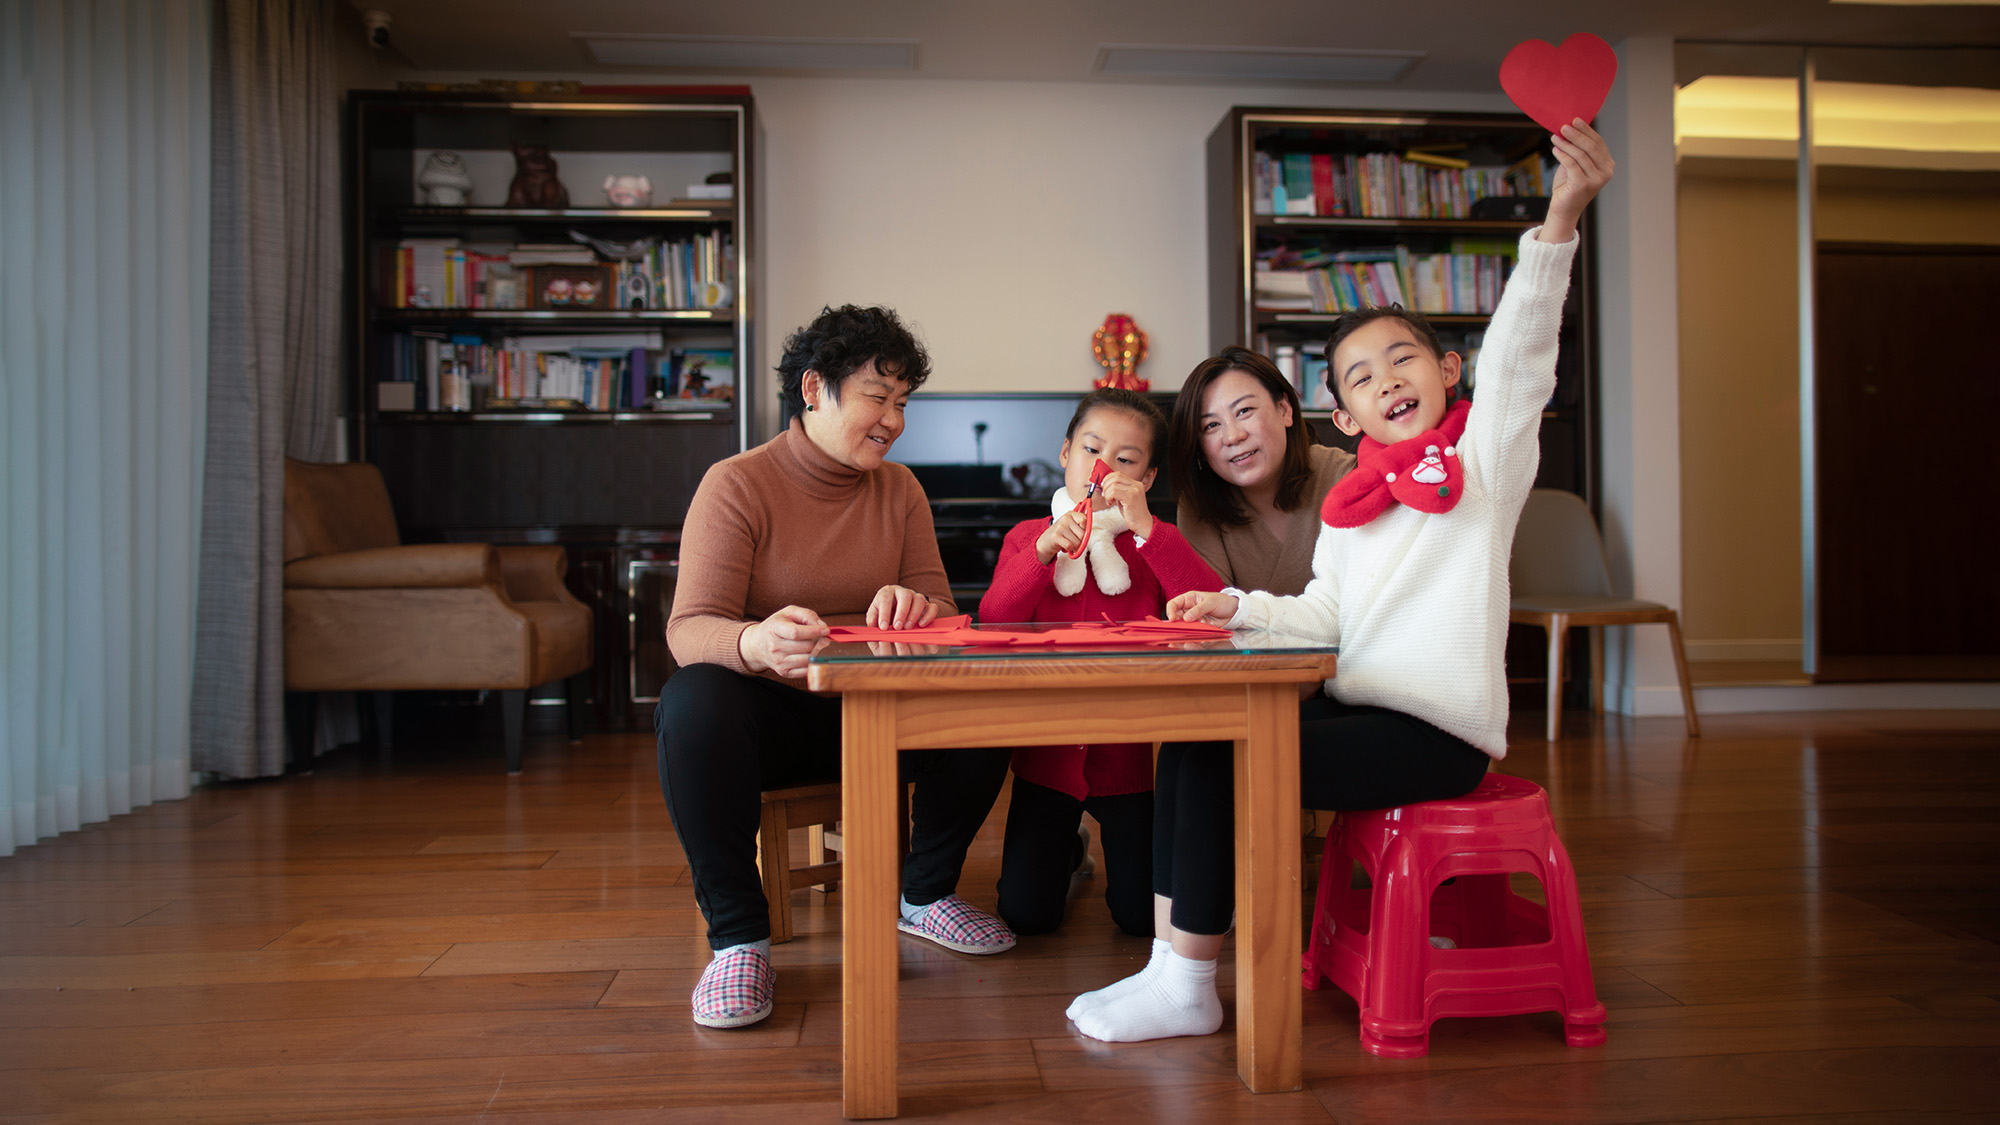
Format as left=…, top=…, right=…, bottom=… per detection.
left=380, top=232, right=735, bottom=312
left=1258, top=239, right=1517, bottom=316
left=375, top=330, right=697, bottom=413
left=1253, top=148, right=1554, bottom=221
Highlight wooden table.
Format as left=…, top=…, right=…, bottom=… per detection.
left=807, top=632, right=1338, bottom=1119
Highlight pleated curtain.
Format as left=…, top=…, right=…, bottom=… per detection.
left=0, top=0, right=211, bottom=856
left=190, top=0, right=342, bottom=779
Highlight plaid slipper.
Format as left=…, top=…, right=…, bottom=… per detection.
left=691, top=944, right=776, bottom=1028
left=897, top=894, right=1017, bottom=955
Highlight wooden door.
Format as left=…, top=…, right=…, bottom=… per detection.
left=1816, top=242, right=2000, bottom=680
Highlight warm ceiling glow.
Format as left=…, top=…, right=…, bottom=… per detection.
left=1676, top=75, right=2000, bottom=168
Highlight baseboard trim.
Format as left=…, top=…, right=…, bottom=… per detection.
left=1683, top=638, right=1804, bottom=662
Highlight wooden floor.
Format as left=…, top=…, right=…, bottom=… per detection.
left=3, top=705, right=1996, bottom=1122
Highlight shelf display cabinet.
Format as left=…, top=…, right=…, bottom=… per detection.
left=1206, top=107, right=1596, bottom=504
left=348, top=89, right=756, bottom=725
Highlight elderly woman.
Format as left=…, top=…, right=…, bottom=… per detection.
left=1167, top=345, right=1354, bottom=596
left=657, top=304, right=1015, bottom=1031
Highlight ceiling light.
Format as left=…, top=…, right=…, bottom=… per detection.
left=1093, top=44, right=1423, bottom=83
left=574, top=34, right=918, bottom=72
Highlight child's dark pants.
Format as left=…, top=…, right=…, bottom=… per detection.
left=996, top=775, right=1154, bottom=937
left=1154, top=693, right=1491, bottom=936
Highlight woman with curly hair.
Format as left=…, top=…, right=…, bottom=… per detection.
left=656, top=304, right=1015, bottom=1031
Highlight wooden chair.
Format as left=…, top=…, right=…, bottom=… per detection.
left=1509, top=489, right=1699, bottom=741
left=757, top=782, right=910, bottom=944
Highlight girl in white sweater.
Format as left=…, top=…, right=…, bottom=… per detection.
left=1067, top=119, right=1615, bottom=1043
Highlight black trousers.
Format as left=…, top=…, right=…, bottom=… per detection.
left=1154, top=694, right=1491, bottom=935
left=996, top=775, right=1154, bottom=937
left=656, top=663, right=1012, bottom=950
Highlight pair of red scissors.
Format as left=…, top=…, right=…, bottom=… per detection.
left=1065, top=459, right=1115, bottom=561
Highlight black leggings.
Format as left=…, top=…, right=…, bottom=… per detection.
left=656, top=663, right=1011, bottom=950
left=996, top=776, right=1153, bottom=937
left=1154, top=694, right=1491, bottom=935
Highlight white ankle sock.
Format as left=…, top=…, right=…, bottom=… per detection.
left=1065, top=938, right=1169, bottom=1022
left=716, top=938, right=771, bottom=961
left=1071, top=947, right=1223, bottom=1043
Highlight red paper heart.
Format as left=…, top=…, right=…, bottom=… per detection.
left=1499, top=33, right=1618, bottom=137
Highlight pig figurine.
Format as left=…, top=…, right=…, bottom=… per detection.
left=603, top=174, right=653, bottom=208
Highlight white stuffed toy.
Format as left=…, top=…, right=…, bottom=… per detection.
left=603, top=174, right=653, bottom=207
left=1050, top=487, right=1131, bottom=597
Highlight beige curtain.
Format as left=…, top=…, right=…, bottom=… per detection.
left=190, top=0, right=341, bottom=778
left=0, top=0, right=210, bottom=855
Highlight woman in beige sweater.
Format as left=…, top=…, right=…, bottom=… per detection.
left=1167, top=346, right=1354, bottom=597
left=658, top=305, right=1014, bottom=1032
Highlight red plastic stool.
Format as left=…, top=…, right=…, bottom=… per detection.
left=1301, top=772, right=1607, bottom=1057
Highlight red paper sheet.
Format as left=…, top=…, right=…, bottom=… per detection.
left=825, top=615, right=1231, bottom=647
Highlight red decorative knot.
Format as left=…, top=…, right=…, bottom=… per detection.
left=1091, top=314, right=1150, bottom=391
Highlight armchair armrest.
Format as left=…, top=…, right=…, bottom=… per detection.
left=284, top=544, right=502, bottom=590
left=495, top=544, right=573, bottom=604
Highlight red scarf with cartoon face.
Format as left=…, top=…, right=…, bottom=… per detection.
left=1320, top=399, right=1471, bottom=528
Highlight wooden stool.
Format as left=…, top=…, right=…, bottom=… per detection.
left=756, top=782, right=909, bottom=944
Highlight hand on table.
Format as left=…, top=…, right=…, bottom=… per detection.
left=1166, top=590, right=1241, bottom=628
left=867, top=585, right=942, bottom=631
left=740, top=605, right=829, bottom=679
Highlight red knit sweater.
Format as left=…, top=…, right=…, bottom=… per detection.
left=979, top=517, right=1223, bottom=799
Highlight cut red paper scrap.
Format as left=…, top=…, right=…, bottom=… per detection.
left=1499, top=33, right=1617, bottom=137
left=824, top=615, right=1231, bottom=648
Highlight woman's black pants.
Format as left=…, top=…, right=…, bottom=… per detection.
left=657, top=663, right=1012, bottom=950
left=1153, top=694, right=1492, bottom=936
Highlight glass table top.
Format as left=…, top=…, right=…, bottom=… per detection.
left=811, top=621, right=1339, bottom=664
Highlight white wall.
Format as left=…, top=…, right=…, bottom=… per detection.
left=747, top=76, right=1515, bottom=436
left=1595, top=37, right=1688, bottom=717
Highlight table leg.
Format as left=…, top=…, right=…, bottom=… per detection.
left=842, top=690, right=899, bottom=1119
left=1234, top=681, right=1303, bottom=1093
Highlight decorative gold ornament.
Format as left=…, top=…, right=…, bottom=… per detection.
left=1091, top=313, right=1150, bottom=391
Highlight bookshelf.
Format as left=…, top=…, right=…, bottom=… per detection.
left=1206, top=107, right=1596, bottom=505
left=348, top=89, right=757, bottom=726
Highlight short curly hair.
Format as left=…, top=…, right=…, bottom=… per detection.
left=775, top=305, right=932, bottom=419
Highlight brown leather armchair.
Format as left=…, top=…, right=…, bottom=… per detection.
left=282, top=458, right=594, bottom=772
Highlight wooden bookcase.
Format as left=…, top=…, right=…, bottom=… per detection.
left=1206, top=107, right=1596, bottom=505
left=347, top=90, right=756, bottom=726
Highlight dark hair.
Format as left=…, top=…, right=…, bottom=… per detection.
left=1319, top=305, right=1446, bottom=409
left=1063, top=387, right=1167, bottom=472
left=1168, top=346, right=1316, bottom=529
left=776, top=304, right=931, bottom=419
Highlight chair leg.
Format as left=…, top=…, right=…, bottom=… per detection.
left=1664, top=613, right=1701, bottom=738
left=370, top=691, right=395, bottom=749
left=1589, top=626, right=1605, bottom=717
left=283, top=692, right=318, bottom=771
left=1544, top=615, right=1568, bottom=742
left=759, top=798, right=795, bottom=944
left=565, top=672, right=587, bottom=744
left=808, top=822, right=838, bottom=895
left=501, top=689, right=525, bottom=774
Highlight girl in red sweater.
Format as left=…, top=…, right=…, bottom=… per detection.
left=980, top=388, right=1222, bottom=936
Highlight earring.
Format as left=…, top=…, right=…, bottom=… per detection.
left=806, top=403, right=816, bottom=412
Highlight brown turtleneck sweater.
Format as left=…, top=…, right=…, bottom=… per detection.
left=1178, top=443, right=1354, bottom=597
left=667, top=418, right=954, bottom=679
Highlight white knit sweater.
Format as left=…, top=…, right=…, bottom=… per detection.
left=1229, top=228, right=1579, bottom=759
